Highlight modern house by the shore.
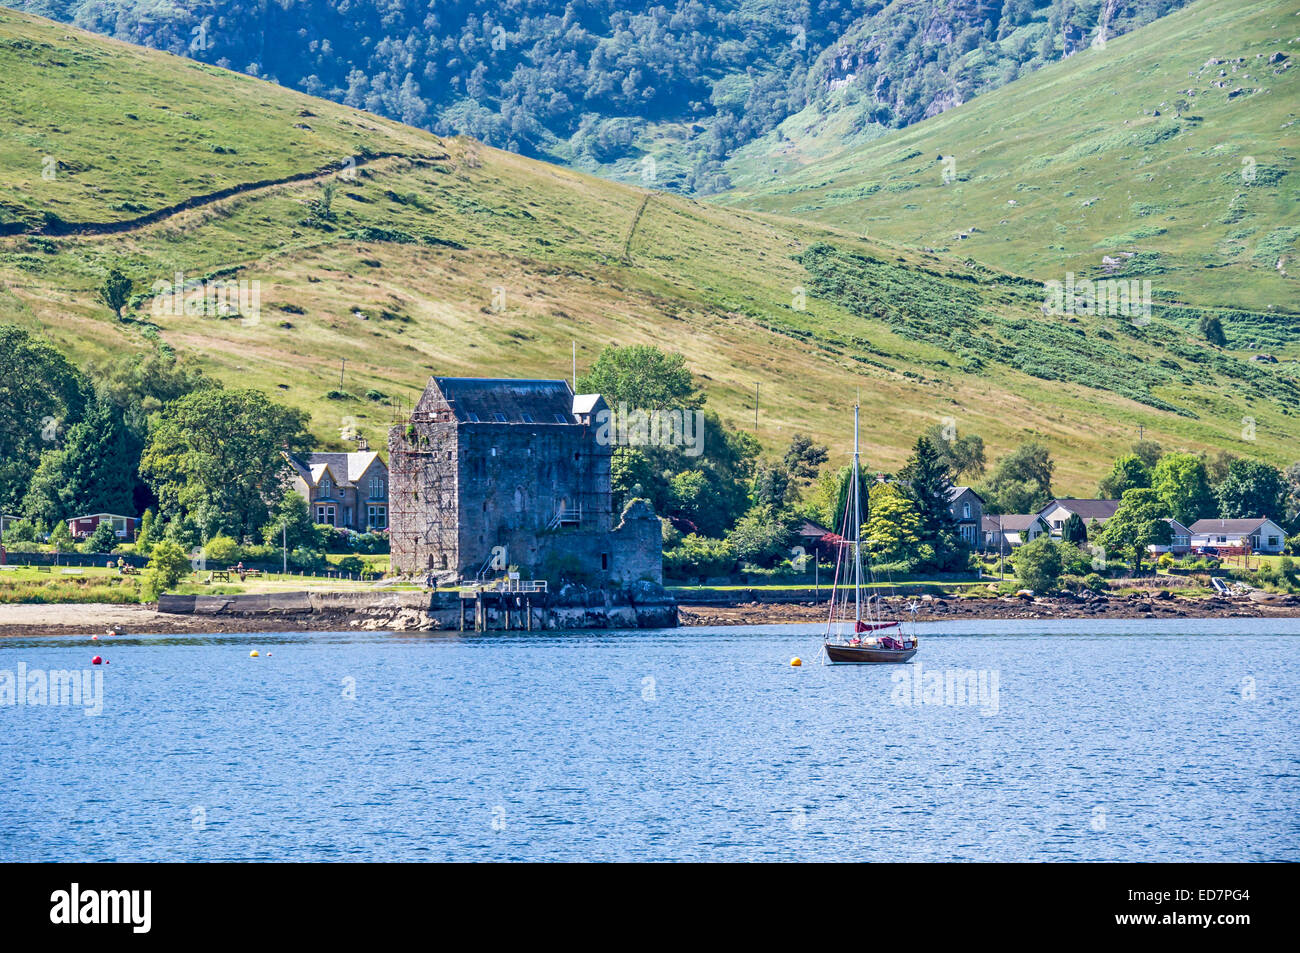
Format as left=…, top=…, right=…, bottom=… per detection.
left=1038, top=499, right=1121, bottom=537
left=948, top=486, right=984, bottom=548
left=286, top=451, right=389, bottom=532
left=1188, top=518, right=1287, bottom=555
left=387, top=376, right=662, bottom=586
left=982, top=514, right=1052, bottom=551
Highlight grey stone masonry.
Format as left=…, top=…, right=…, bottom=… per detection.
left=389, top=376, right=662, bottom=587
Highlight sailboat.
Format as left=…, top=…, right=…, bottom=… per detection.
left=822, top=404, right=918, bottom=664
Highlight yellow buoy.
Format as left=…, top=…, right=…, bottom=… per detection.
left=790, top=656, right=802, bottom=667
left=249, top=650, right=259, bottom=658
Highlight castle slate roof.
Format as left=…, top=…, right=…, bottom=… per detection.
left=432, top=377, right=578, bottom=424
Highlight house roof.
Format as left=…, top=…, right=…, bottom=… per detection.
left=1164, top=518, right=1192, bottom=534
left=68, top=512, right=135, bottom=521
left=1040, top=499, right=1121, bottom=521
left=983, top=514, right=1047, bottom=532
left=795, top=519, right=833, bottom=538
left=572, top=393, right=603, bottom=416
left=1189, top=518, right=1277, bottom=535
left=432, top=377, right=579, bottom=424
left=287, top=451, right=382, bottom=487
left=948, top=485, right=984, bottom=503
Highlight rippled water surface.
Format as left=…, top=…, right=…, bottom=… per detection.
left=2, top=619, right=1296, bottom=861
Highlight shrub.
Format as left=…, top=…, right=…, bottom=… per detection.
left=142, top=540, right=192, bottom=601
left=203, top=534, right=241, bottom=564
left=2, top=518, right=38, bottom=543
left=1012, top=536, right=1064, bottom=592
left=336, top=555, right=365, bottom=575
left=1081, top=573, right=1108, bottom=593
left=82, top=520, right=120, bottom=555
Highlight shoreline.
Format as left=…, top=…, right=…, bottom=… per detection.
left=1, top=590, right=1298, bottom=637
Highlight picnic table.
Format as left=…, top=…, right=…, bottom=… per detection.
left=209, top=570, right=232, bottom=582
left=119, top=565, right=140, bottom=575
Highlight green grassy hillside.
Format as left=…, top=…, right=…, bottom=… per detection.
left=0, top=6, right=1295, bottom=496
left=725, top=0, right=1300, bottom=321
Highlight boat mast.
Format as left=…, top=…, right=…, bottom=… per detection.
left=852, top=403, right=862, bottom=625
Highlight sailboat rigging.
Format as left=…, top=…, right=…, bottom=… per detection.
left=821, top=404, right=919, bottom=664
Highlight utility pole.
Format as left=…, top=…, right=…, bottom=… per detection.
left=572, top=340, right=576, bottom=391
left=282, top=523, right=287, bottom=575
left=340, top=358, right=346, bottom=388
left=754, top=383, right=759, bottom=431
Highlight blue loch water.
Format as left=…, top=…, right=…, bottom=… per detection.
left=1, top=618, right=1296, bottom=861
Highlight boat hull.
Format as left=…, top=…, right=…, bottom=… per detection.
left=824, top=642, right=917, bottom=664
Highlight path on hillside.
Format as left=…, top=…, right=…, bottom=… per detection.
left=0, top=151, right=449, bottom=238
left=621, top=192, right=652, bottom=261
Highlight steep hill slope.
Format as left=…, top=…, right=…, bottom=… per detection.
left=726, top=0, right=1300, bottom=321
left=8, top=0, right=1190, bottom=194
left=0, top=6, right=1295, bottom=494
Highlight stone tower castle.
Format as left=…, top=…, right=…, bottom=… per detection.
left=388, top=377, right=662, bottom=587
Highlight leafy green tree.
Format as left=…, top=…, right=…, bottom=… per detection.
left=203, top=534, right=241, bottom=564
left=1131, top=439, right=1163, bottom=471
left=726, top=504, right=794, bottom=566
left=864, top=483, right=922, bottom=564
left=663, top=534, right=736, bottom=579
left=136, top=508, right=158, bottom=555
left=1285, top=462, right=1300, bottom=531
left=48, top=519, right=73, bottom=550
left=1097, top=453, right=1151, bottom=499
left=1151, top=453, right=1215, bottom=525
left=1098, top=488, right=1172, bottom=571
left=981, top=440, right=1054, bottom=514
left=923, top=423, right=986, bottom=480
left=1198, top=314, right=1227, bottom=346
left=1213, top=459, right=1286, bottom=520
left=82, top=519, right=120, bottom=554
left=1061, top=511, right=1088, bottom=545
left=0, top=325, right=89, bottom=513
left=782, top=433, right=829, bottom=484
left=97, top=267, right=133, bottom=320
left=262, top=490, right=317, bottom=551
left=1013, top=535, right=1063, bottom=592
left=578, top=345, right=704, bottom=411
left=141, top=540, right=191, bottom=601
left=140, top=389, right=311, bottom=542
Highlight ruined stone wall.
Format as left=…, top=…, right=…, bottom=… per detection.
left=388, top=390, right=461, bottom=574
left=609, top=500, right=664, bottom=586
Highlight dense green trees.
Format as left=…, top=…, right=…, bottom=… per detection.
left=1098, top=488, right=1173, bottom=571
left=1213, top=459, right=1287, bottom=521
left=1097, top=453, right=1151, bottom=498
left=980, top=440, right=1054, bottom=514
left=23, top=0, right=1192, bottom=192
left=0, top=325, right=89, bottom=513
left=140, top=389, right=312, bottom=542
left=1150, top=452, right=1215, bottom=525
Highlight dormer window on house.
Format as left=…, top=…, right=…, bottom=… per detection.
left=520, top=413, right=534, bottom=423
left=319, top=475, right=332, bottom=496
left=466, top=413, right=480, bottom=423
left=553, top=414, right=568, bottom=423
left=493, top=413, right=508, bottom=422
